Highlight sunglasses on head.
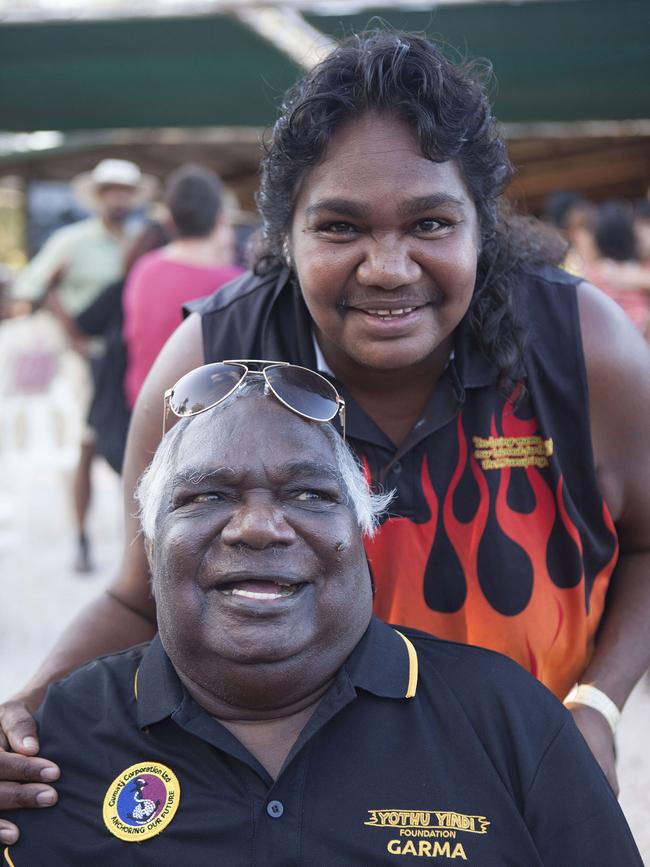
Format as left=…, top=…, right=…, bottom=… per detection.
left=163, top=360, right=346, bottom=437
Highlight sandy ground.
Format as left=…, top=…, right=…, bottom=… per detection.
left=0, top=316, right=648, bottom=860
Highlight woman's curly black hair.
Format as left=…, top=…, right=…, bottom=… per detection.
left=254, top=31, right=565, bottom=395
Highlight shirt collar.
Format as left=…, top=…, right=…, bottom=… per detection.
left=136, top=634, right=184, bottom=728
left=135, top=616, right=418, bottom=729
left=343, top=616, right=418, bottom=699
left=312, top=331, right=334, bottom=376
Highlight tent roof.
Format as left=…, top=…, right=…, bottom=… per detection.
left=0, top=15, right=299, bottom=132
left=311, top=1, right=650, bottom=124
left=1, top=0, right=649, bottom=133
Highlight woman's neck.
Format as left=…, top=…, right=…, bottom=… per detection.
left=318, top=333, right=453, bottom=447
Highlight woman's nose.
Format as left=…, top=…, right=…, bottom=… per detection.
left=356, top=237, right=422, bottom=290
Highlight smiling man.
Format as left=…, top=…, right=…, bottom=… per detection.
left=2, top=373, right=642, bottom=865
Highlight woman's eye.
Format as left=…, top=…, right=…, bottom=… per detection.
left=315, top=221, right=359, bottom=236
left=414, top=218, right=449, bottom=234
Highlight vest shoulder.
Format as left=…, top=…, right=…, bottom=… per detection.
left=514, top=265, right=584, bottom=365
left=186, top=268, right=284, bottom=319
left=516, top=265, right=582, bottom=306
left=522, top=263, right=582, bottom=287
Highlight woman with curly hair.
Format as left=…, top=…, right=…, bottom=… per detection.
left=2, top=31, right=649, bottom=844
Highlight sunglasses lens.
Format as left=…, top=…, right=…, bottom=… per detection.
left=265, top=366, right=338, bottom=421
left=169, top=363, right=244, bottom=417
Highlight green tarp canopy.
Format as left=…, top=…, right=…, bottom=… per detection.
left=1, top=0, right=649, bottom=132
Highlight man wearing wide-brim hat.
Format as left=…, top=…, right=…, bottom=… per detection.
left=11, top=158, right=157, bottom=572
left=13, top=159, right=157, bottom=318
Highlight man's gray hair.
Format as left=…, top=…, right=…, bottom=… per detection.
left=136, top=383, right=394, bottom=542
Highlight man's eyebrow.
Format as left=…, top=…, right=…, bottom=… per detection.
left=397, top=193, right=466, bottom=217
left=280, top=460, right=341, bottom=483
left=171, top=466, right=235, bottom=487
left=170, top=462, right=341, bottom=487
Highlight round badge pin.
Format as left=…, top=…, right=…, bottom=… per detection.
left=103, top=761, right=180, bottom=842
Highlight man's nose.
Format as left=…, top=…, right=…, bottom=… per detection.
left=356, top=236, right=422, bottom=290
left=221, top=497, right=297, bottom=549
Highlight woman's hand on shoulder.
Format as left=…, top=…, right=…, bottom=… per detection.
left=0, top=697, right=59, bottom=845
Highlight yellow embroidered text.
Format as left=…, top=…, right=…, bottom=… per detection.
left=365, top=810, right=490, bottom=835
left=472, top=435, right=553, bottom=470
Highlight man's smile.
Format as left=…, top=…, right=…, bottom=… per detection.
left=214, top=574, right=309, bottom=604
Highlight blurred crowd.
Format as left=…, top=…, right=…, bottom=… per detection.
left=544, top=190, right=650, bottom=339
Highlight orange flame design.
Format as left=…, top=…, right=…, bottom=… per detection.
left=364, top=404, right=618, bottom=699
left=365, top=456, right=440, bottom=626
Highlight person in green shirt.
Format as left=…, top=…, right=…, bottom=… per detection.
left=11, top=159, right=157, bottom=571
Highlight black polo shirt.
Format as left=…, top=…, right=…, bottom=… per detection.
left=3, top=618, right=641, bottom=865
left=186, top=265, right=619, bottom=699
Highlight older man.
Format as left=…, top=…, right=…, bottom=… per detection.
left=2, top=369, right=642, bottom=865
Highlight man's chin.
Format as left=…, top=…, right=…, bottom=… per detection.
left=203, top=618, right=314, bottom=666
left=221, top=638, right=311, bottom=667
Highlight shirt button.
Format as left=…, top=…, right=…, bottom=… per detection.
left=267, top=800, right=284, bottom=818
left=391, top=461, right=402, bottom=475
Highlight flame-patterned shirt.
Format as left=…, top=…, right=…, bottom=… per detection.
left=190, top=264, right=618, bottom=698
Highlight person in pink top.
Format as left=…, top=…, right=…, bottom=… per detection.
left=123, top=164, right=243, bottom=406
left=584, top=200, right=650, bottom=338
